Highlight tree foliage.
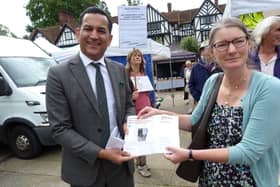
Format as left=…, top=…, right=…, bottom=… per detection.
left=26, top=0, right=110, bottom=29
left=180, top=36, right=200, bottom=53
left=96, top=1, right=110, bottom=14
left=0, top=24, right=17, bottom=38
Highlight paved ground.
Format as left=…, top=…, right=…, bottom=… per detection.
left=0, top=91, right=280, bottom=187
left=0, top=90, right=279, bottom=187
left=0, top=90, right=197, bottom=187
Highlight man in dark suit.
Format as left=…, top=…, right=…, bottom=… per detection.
left=46, top=7, right=135, bottom=187
left=189, top=42, right=211, bottom=103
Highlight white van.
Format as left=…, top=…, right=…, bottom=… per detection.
left=0, top=36, right=57, bottom=159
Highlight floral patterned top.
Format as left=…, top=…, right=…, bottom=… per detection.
left=199, top=103, right=256, bottom=187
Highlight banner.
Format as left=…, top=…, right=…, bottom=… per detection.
left=223, top=0, right=280, bottom=18
left=118, top=6, right=147, bottom=49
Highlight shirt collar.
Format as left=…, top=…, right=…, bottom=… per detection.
left=79, top=51, right=106, bottom=67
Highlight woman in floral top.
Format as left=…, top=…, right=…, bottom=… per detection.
left=138, top=18, right=280, bottom=186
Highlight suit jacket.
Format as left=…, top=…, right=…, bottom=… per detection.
left=188, top=60, right=210, bottom=102
left=46, top=54, right=135, bottom=186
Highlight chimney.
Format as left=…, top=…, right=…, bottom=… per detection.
left=58, top=10, right=75, bottom=27
left=215, top=0, right=218, bottom=6
left=167, top=3, right=172, bottom=12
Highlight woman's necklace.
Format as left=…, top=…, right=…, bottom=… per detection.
left=224, top=75, right=247, bottom=106
left=259, top=46, right=276, bottom=64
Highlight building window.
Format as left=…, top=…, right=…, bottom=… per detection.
left=57, top=27, right=78, bottom=48
left=201, top=16, right=214, bottom=25
left=201, top=30, right=209, bottom=41
left=148, top=21, right=162, bottom=35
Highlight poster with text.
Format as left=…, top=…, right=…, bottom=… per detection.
left=118, top=6, right=147, bottom=49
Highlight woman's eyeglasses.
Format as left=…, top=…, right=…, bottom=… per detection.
left=212, top=36, right=248, bottom=52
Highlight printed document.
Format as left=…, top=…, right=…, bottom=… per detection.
left=105, top=127, right=124, bottom=149
left=130, top=76, right=154, bottom=92
left=123, top=115, right=180, bottom=156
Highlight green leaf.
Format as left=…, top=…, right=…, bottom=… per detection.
left=180, top=36, right=200, bottom=53
left=25, top=0, right=107, bottom=29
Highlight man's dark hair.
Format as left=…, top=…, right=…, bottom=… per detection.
left=78, top=6, right=112, bottom=33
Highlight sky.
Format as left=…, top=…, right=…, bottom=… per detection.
left=0, top=0, right=227, bottom=38
left=0, top=0, right=31, bottom=38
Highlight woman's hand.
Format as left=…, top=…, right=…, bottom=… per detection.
left=132, top=90, right=139, bottom=101
left=164, top=146, right=188, bottom=164
left=137, top=106, right=164, bottom=119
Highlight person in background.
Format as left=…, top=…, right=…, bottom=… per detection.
left=188, top=40, right=211, bottom=103
left=179, top=63, right=186, bottom=78
left=209, top=61, right=223, bottom=74
left=251, top=16, right=280, bottom=78
left=208, top=51, right=223, bottom=75
left=183, top=60, right=194, bottom=113
left=138, top=17, right=280, bottom=187
left=46, top=7, right=135, bottom=187
left=126, top=48, right=152, bottom=178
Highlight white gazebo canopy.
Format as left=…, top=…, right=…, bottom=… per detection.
left=223, top=0, right=280, bottom=18
left=34, top=23, right=171, bottom=64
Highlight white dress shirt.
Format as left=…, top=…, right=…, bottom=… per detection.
left=79, top=51, right=117, bottom=133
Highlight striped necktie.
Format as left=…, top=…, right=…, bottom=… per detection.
left=92, top=63, right=110, bottom=147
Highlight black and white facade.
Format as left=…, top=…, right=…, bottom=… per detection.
left=148, top=0, right=224, bottom=45
left=193, top=0, right=223, bottom=43
left=55, top=25, right=77, bottom=48
left=146, top=4, right=194, bottom=45
left=146, top=5, right=172, bottom=46
left=30, top=0, right=224, bottom=48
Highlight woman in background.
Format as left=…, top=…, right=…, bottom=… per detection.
left=126, top=48, right=152, bottom=177
left=252, top=16, right=280, bottom=78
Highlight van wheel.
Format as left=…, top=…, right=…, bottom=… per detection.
left=9, top=126, right=43, bottom=159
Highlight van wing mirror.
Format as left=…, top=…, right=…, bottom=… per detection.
left=0, top=76, right=12, bottom=96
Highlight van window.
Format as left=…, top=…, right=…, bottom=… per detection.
left=0, top=57, right=57, bottom=87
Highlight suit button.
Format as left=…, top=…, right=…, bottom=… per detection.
left=97, top=128, right=102, bottom=132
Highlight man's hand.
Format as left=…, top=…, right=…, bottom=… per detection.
left=98, top=148, right=135, bottom=164
left=123, top=122, right=129, bottom=135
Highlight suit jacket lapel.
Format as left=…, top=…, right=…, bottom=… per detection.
left=105, top=59, right=122, bottom=123
left=69, top=55, right=101, bottom=116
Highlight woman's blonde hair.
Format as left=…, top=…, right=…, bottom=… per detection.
left=126, top=48, right=145, bottom=74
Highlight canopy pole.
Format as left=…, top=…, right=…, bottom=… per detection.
left=168, top=57, right=175, bottom=106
